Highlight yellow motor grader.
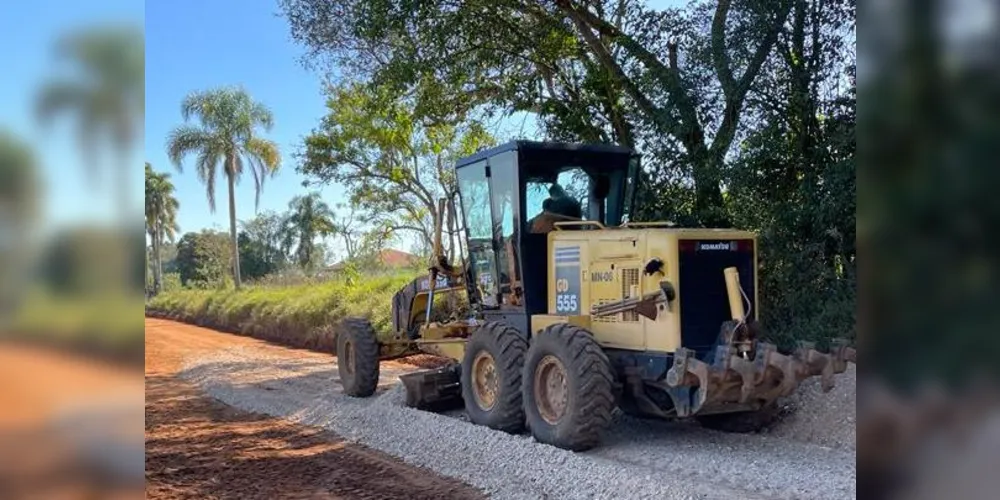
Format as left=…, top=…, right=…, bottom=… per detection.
left=335, top=141, right=856, bottom=451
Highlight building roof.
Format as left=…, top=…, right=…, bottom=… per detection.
left=327, top=248, right=420, bottom=271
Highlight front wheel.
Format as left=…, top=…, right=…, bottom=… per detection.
left=523, top=324, right=615, bottom=451
left=461, top=322, right=528, bottom=433
left=337, top=318, right=380, bottom=397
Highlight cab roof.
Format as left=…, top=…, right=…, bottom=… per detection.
left=455, top=141, right=634, bottom=169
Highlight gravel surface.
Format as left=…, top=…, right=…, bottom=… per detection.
left=180, top=347, right=856, bottom=500
left=765, top=365, right=856, bottom=450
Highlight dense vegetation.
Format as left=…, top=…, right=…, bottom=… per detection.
left=146, top=271, right=424, bottom=350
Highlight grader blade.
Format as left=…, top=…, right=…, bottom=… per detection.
left=399, top=364, right=463, bottom=411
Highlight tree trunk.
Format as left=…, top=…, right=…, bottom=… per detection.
left=156, top=229, right=164, bottom=291
left=691, top=148, right=728, bottom=228
left=227, top=172, right=242, bottom=289
left=152, top=227, right=162, bottom=293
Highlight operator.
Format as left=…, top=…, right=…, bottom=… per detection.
left=528, top=183, right=583, bottom=233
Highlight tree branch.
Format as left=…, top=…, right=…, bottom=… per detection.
left=709, top=1, right=792, bottom=157
left=711, top=0, right=736, bottom=98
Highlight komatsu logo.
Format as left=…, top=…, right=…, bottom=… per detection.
left=698, top=242, right=733, bottom=251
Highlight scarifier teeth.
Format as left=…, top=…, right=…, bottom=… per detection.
left=728, top=355, right=757, bottom=404
left=665, top=339, right=856, bottom=415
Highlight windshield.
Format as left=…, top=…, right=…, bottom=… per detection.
left=525, top=167, right=591, bottom=222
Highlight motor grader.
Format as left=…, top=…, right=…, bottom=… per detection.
left=335, top=141, right=856, bottom=451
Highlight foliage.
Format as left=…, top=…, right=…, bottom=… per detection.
left=238, top=211, right=289, bottom=280
left=298, top=82, right=494, bottom=254
left=145, top=162, right=180, bottom=294
left=860, top=0, right=1000, bottom=388
left=147, top=271, right=425, bottom=350
left=42, top=226, right=144, bottom=295
left=8, top=289, right=144, bottom=361
left=160, top=272, right=183, bottom=292
left=282, top=192, right=336, bottom=270
left=0, top=130, right=40, bottom=313
left=282, top=0, right=801, bottom=226
left=174, top=230, right=232, bottom=289
left=34, top=24, right=144, bottom=214
left=166, top=86, right=282, bottom=288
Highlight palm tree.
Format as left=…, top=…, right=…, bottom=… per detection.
left=1, top=130, right=40, bottom=310
left=145, top=163, right=180, bottom=294
left=166, top=87, right=281, bottom=289
left=283, top=192, right=336, bottom=271
left=35, top=25, right=144, bottom=217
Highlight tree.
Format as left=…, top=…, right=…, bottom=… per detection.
left=174, top=230, right=232, bottom=288
left=282, top=192, right=336, bottom=271
left=281, top=0, right=793, bottom=225
left=144, top=163, right=180, bottom=293
left=0, top=130, right=40, bottom=312
left=299, top=83, right=494, bottom=255
left=166, top=86, right=282, bottom=289
left=238, top=211, right=289, bottom=281
left=41, top=226, right=138, bottom=294
left=35, top=25, right=144, bottom=217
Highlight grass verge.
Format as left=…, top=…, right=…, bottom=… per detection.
left=145, top=271, right=423, bottom=353
left=3, top=289, right=145, bottom=364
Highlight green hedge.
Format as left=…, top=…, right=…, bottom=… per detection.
left=145, top=272, right=424, bottom=352
left=5, top=290, right=145, bottom=363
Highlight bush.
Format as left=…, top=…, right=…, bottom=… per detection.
left=6, top=290, right=145, bottom=362
left=146, top=270, right=430, bottom=352
left=161, top=272, right=182, bottom=292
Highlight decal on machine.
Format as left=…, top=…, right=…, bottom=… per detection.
left=418, top=275, right=452, bottom=291
left=697, top=241, right=736, bottom=251
left=590, top=270, right=614, bottom=282
left=554, top=246, right=581, bottom=314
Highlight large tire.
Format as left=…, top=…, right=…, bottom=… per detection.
left=461, top=322, right=527, bottom=433
left=337, top=318, right=380, bottom=397
left=523, top=323, right=615, bottom=451
left=695, top=403, right=783, bottom=433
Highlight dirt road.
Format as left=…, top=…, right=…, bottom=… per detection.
left=0, top=343, right=144, bottom=500
left=144, top=317, right=484, bottom=500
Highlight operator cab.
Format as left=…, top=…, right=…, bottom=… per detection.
left=454, top=141, right=639, bottom=334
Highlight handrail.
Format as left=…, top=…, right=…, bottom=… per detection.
left=553, top=220, right=606, bottom=230
left=620, top=221, right=677, bottom=228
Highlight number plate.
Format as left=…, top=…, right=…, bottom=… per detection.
left=553, top=246, right=581, bottom=315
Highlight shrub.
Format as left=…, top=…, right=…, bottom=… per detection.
left=146, top=270, right=433, bottom=352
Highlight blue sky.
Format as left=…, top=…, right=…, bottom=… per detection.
left=146, top=0, right=345, bottom=236
left=2, top=0, right=676, bottom=247
left=0, top=0, right=144, bottom=231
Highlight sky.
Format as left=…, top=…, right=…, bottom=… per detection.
left=145, top=0, right=345, bottom=237
left=0, top=0, right=144, bottom=231
left=1, top=0, right=676, bottom=249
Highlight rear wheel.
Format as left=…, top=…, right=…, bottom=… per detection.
left=523, top=324, right=615, bottom=451
left=461, top=322, right=527, bottom=433
left=337, top=318, right=380, bottom=397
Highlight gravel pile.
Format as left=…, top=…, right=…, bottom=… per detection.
left=180, top=349, right=855, bottom=500
left=767, top=365, right=856, bottom=450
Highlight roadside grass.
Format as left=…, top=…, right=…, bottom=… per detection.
left=4, top=289, right=145, bottom=362
left=145, top=271, right=428, bottom=352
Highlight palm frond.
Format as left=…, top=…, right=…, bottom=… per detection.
left=250, top=101, right=274, bottom=131
left=166, top=125, right=215, bottom=172
left=180, top=89, right=215, bottom=123
left=195, top=148, right=221, bottom=212
left=243, top=136, right=281, bottom=209
left=34, top=80, right=90, bottom=129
